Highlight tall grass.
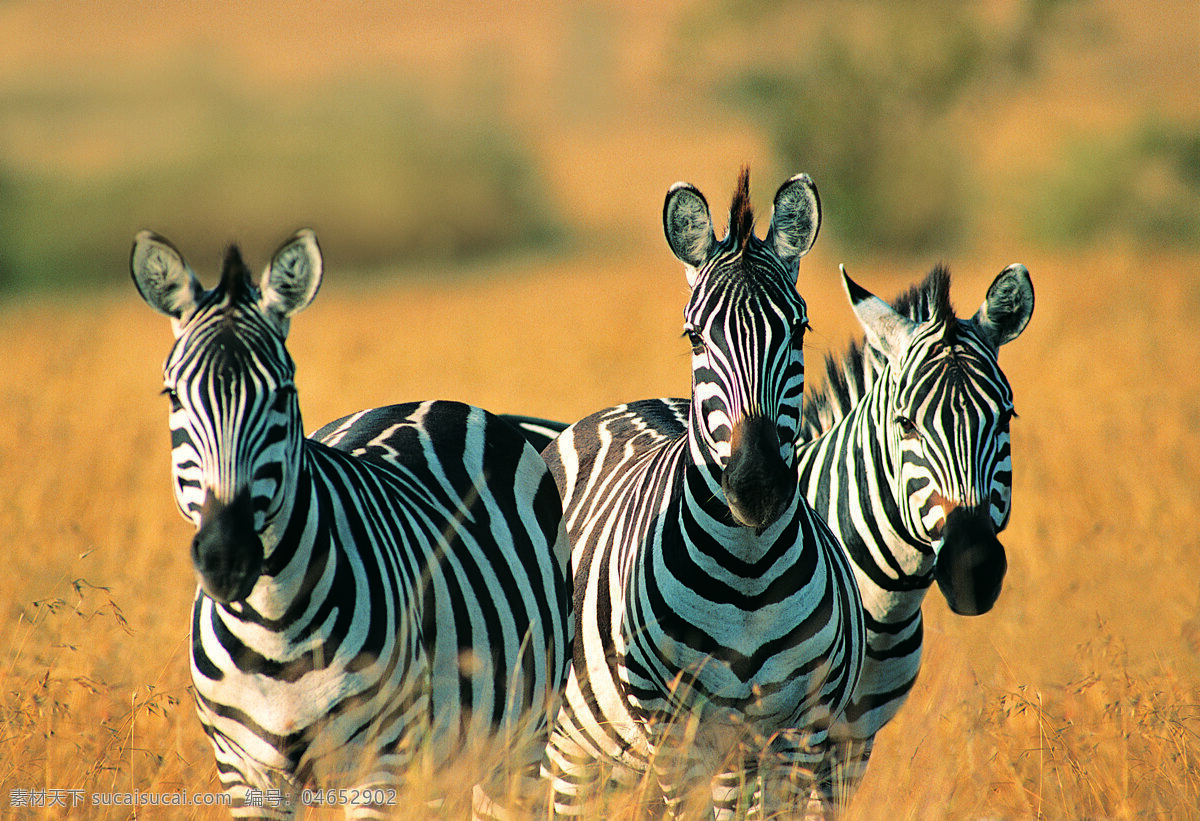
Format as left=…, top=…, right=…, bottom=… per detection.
left=4, top=562, right=1198, bottom=819
left=2, top=249, right=1198, bottom=819
left=988, top=628, right=1200, bottom=817
left=1, top=574, right=205, bottom=818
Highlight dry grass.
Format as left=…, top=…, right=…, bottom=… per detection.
left=1, top=244, right=1198, bottom=818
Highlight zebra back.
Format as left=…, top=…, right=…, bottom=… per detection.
left=498, top=414, right=565, bottom=455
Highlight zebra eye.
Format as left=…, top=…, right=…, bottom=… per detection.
left=896, top=415, right=920, bottom=440
left=162, top=387, right=182, bottom=412
left=684, top=328, right=705, bottom=355
left=793, top=319, right=811, bottom=344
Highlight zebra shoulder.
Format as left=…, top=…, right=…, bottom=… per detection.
left=543, top=398, right=687, bottom=512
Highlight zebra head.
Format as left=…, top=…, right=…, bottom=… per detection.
left=131, top=229, right=322, bottom=604
left=844, top=263, right=1034, bottom=615
left=664, top=167, right=819, bottom=531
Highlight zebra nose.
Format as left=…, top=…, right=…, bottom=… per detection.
left=192, top=487, right=264, bottom=603
left=721, top=415, right=796, bottom=532
left=933, top=505, right=1006, bottom=616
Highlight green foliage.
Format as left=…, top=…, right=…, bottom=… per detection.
left=720, top=0, right=1096, bottom=255
left=1032, top=121, right=1200, bottom=247
left=0, top=65, right=561, bottom=294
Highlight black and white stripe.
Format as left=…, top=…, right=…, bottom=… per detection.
left=794, top=263, right=1034, bottom=802
left=503, top=263, right=1034, bottom=809
left=541, top=170, right=864, bottom=818
left=132, top=230, right=572, bottom=819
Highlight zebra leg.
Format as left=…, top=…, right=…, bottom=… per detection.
left=206, top=717, right=415, bottom=820
left=337, top=752, right=412, bottom=821
left=296, top=744, right=409, bottom=821
left=755, top=729, right=831, bottom=821
left=653, top=750, right=716, bottom=821
left=647, top=717, right=726, bottom=821
left=473, top=721, right=555, bottom=821
left=222, top=779, right=299, bottom=821
left=342, top=785, right=404, bottom=821
left=206, top=731, right=301, bottom=820
left=710, top=758, right=759, bottom=821
left=472, top=762, right=546, bottom=821
left=541, top=703, right=616, bottom=817
left=810, top=736, right=874, bottom=816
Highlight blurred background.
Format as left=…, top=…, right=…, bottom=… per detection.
left=0, top=0, right=1195, bottom=293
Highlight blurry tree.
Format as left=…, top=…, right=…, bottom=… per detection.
left=0, top=65, right=561, bottom=294
left=1032, top=120, right=1200, bottom=247
left=718, top=0, right=1096, bottom=255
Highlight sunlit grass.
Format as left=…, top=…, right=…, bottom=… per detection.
left=2, top=246, right=1198, bottom=818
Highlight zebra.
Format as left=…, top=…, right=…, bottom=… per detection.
left=130, top=229, right=572, bottom=819
left=540, top=168, right=865, bottom=819
left=792, top=261, right=1034, bottom=802
left=504, top=261, right=1034, bottom=808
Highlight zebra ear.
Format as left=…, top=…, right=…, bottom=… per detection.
left=130, top=230, right=203, bottom=330
left=973, top=264, right=1034, bottom=349
left=766, top=173, right=820, bottom=270
left=843, top=265, right=919, bottom=369
left=260, top=229, right=322, bottom=325
left=664, top=182, right=715, bottom=284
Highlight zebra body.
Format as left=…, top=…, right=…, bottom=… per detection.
left=132, top=230, right=572, bottom=819
left=794, top=263, right=1034, bottom=799
left=543, top=170, right=864, bottom=819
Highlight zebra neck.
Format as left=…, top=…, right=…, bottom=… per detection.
left=862, top=386, right=928, bottom=554
left=799, top=387, right=933, bottom=588
left=239, top=449, right=331, bottom=624
left=678, top=457, right=801, bottom=564
left=854, top=393, right=936, bottom=589
left=679, top=424, right=741, bottom=530
left=681, top=458, right=736, bottom=524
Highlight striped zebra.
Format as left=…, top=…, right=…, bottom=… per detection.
left=541, top=169, right=865, bottom=819
left=505, top=262, right=1034, bottom=807
left=131, top=229, right=572, bottom=819
left=794, top=262, right=1034, bottom=802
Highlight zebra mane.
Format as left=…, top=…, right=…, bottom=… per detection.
left=892, top=263, right=955, bottom=336
left=728, top=165, right=755, bottom=247
left=800, top=264, right=958, bottom=439
left=217, top=245, right=256, bottom=306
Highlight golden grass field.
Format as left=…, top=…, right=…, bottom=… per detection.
left=1, top=0, right=1198, bottom=817
left=1, top=242, right=1198, bottom=819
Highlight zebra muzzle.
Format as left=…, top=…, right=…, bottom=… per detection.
left=933, top=505, right=1007, bottom=616
left=721, top=415, right=796, bottom=532
left=191, top=487, right=264, bottom=603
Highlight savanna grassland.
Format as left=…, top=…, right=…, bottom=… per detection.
left=2, top=0, right=1198, bottom=818
left=3, top=245, right=1199, bottom=819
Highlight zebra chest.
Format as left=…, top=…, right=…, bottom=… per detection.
left=192, top=648, right=392, bottom=765
left=618, top=634, right=818, bottom=738
left=192, top=595, right=417, bottom=742
left=617, top=539, right=820, bottom=728
left=248, top=668, right=371, bottom=735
